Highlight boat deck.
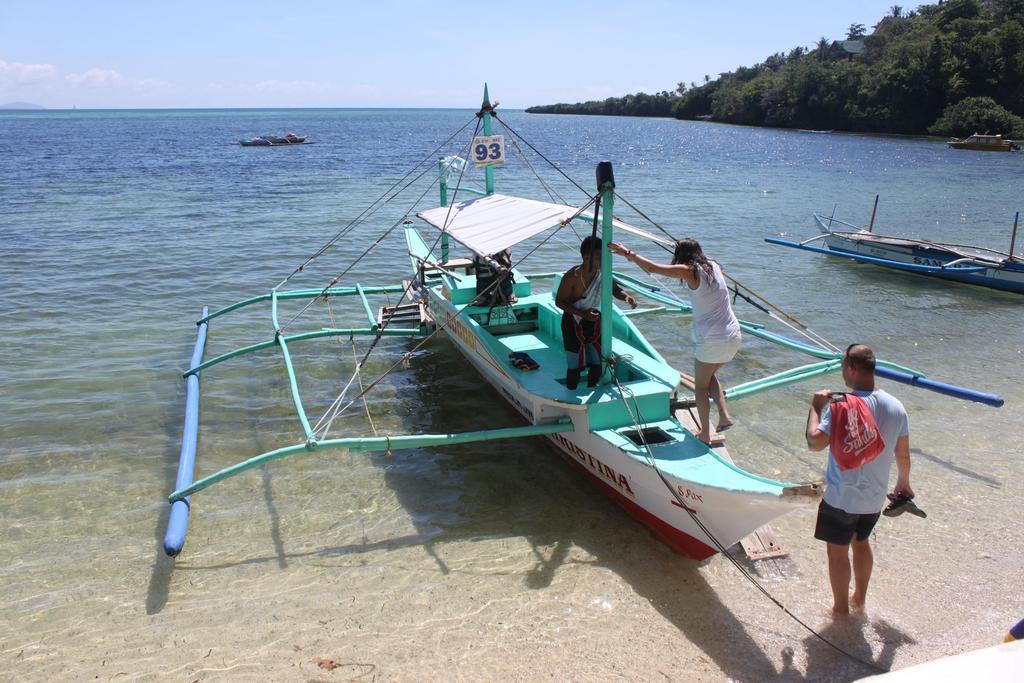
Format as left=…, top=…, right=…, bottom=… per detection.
left=457, top=293, right=679, bottom=426
left=451, top=295, right=796, bottom=495
left=834, top=232, right=1009, bottom=262
left=408, top=228, right=802, bottom=499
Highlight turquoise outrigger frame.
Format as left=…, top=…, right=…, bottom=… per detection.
left=163, top=282, right=576, bottom=556
left=164, top=86, right=1004, bottom=558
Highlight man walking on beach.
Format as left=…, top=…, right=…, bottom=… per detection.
left=805, top=344, right=913, bottom=617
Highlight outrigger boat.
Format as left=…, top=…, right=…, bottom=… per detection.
left=164, top=87, right=1004, bottom=562
left=766, top=196, right=1024, bottom=294
left=237, top=132, right=311, bottom=146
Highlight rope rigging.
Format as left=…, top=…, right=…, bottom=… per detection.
left=274, top=114, right=479, bottom=291
left=279, top=121, right=482, bottom=333
left=317, top=192, right=601, bottom=427
left=309, top=118, right=489, bottom=432
left=225, top=108, right=885, bottom=671
left=274, top=107, right=845, bottom=436
left=491, top=110, right=838, bottom=353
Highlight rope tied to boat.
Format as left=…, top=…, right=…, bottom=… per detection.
left=493, top=110, right=842, bottom=355
left=606, top=356, right=887, bottom=675
left=274, top=114, right=480, bottom=291
left=281, top=120, right=483, bottom=334
left=316, top=197, right=593, bottom=425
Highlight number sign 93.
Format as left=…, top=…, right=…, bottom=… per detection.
left=471, top=135, right=505, bottom=167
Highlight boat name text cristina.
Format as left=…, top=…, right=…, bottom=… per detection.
left=552, top=433, right=636, bottom=497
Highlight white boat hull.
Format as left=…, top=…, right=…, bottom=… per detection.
left=425, top=288, right=814, bottom=560
left=813, top=216, right=1024, bottom=294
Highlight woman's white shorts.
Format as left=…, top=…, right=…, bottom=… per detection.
left=694, top=336, right=741, bottom=364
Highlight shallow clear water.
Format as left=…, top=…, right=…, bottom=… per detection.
left=1, top=107, right=1022, bottom=681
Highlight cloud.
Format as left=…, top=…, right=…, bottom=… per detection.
left=238, top=79, right=335, bottom=95
left=0, top=59, right=59, bottom=86
left=65, top=67, right=123, bottom=88
left=133, top=78, right=169, bottom=91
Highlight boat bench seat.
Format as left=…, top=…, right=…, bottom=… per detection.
left=489, top=328, right=675, bottom=427
left=443, top=269, right=531, bottom=305
left=456, top=293, right=679, bottom=426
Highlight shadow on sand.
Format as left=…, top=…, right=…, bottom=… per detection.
left=146, top=353, right=291, bottom=615
left=147, top=336, right=915, bottom=679
left=910, top=447, right=1001, bottom=489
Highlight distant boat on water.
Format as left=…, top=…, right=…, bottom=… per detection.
left=947, top=133, right=1018, bottom=152
left=237, top=132, right=312, bottom=146
left=766, top=197, right=1024, bottom=295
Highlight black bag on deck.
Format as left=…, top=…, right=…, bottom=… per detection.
left=473, top=249, right=515, bottom=306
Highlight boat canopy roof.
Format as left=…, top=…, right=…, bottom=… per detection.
left=416, top=193, right=671, bottom=256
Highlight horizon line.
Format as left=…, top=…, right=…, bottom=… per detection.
left=0, top=105, right=531, bottom=112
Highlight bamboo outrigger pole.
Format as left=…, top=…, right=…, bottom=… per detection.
left=169, top=418, right=575, bottom=503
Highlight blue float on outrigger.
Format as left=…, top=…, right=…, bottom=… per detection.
left=164, top=86, right=1004, bottom=560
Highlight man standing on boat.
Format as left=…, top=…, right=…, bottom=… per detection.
left=555, top=237, right=636, bottom=389
left=805, top=343, right=913, bottom=617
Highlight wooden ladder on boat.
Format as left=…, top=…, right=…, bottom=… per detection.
left=378, top=303, right=433, bottom=331
left=673, top=373, right=788, bottom=561
left=376, top=281, right=434, bottom=331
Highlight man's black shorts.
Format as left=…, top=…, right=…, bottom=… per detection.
left=814, top=500, right=880, bottom=545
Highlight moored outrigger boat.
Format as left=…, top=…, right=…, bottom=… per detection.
left=765, top=196, right=1024, bottom=294
left=164, top=87, right=1004, bottom=562
left=237, top=131, right=311, bottom=146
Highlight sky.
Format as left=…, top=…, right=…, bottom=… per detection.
left=1, top=1, right=908, bottom=109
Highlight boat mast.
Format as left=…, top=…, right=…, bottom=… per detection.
left=438, top=160, right=449, bottom=262
left=597, top=161, right=615, bottom=380
left=1010, top=211, right=1020, bottom=262
left=481, top=83, right=495, bottom=195
left=868, top=194, right=879, bottom=232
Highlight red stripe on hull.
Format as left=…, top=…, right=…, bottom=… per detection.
left=546, top=437, right=718, bottom=561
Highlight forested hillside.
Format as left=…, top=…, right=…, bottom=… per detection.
left=526, top=1, right=1024, bottom=138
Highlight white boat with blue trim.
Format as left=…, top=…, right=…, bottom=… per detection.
left=163, top=87, right=1003, bottom=565
left=766, top=198, right=1024, bottom=294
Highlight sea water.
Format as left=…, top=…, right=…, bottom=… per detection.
left=1, top=108, right=1022, bottom=681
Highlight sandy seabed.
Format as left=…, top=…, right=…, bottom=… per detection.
left=3, top=421, right=1020, bottom=683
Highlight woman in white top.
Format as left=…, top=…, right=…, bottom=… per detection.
left=610, top=239, right=741, bottom=444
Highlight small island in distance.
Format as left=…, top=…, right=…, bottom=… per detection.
left=527, top=0, right=1024, bottom=140
left=1, top=102, right=46, bottom=110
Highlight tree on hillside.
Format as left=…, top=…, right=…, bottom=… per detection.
left=527, top=1, right=1024, bottom=131
left=928, top=96, right=1024, bottom=137
left=988, top=0, right=1024, bottom=22
left=938, top=0, right=981, bottom=26
left=847, top=23, right=867, bottom=39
